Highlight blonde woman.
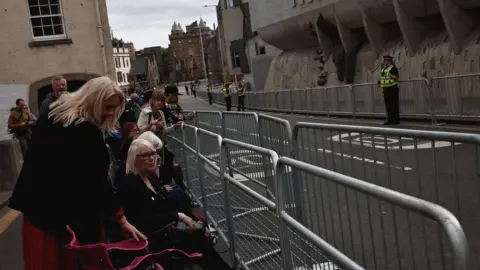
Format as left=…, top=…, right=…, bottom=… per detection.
left=9, top=76, right=146, bottom=270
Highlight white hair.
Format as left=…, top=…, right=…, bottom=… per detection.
left=137, top=131, right=163, bottom=150
left=126, top=139, right=155, bottom=175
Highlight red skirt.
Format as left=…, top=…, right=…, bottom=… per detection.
left=22, top=218, right=75, bottom=270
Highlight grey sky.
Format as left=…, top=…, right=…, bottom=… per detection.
left=106, top=0, right=218, bottom=49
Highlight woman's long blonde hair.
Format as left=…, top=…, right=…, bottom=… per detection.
left=48, top=76, right=125, bottom=133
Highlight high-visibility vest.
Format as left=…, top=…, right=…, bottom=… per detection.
left=380, top=66, right=398, bottom=88
left=166, top=103, right=178, bottom=110
left=237, top=87, right=244, bottom=96
left=207, top=87, right=212, bottom=93
left=223, top=87, right=230, bottom=97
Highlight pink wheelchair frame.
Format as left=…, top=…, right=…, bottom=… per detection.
left=65, top=226, right=202, bottom=270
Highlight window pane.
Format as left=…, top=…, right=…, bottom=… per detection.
left=52, top=16, right=61, bottom=25
left=32, top=27, right=43, bottom=37
left=41, top=17, right=52, bottom=26
left=50, top=5, right=60, bottom=14
left=43, top=26, right=54, bottom=36
left=29, top=6, right=40, bottom=16
left=31, top=18, right=41, bottom=27
left=49, top=0, right=59, bottom=4
left=39, top=0, right=49, bottom=5
left=40, top=5, right=51, bottom=15
left=53, top=25, right=63, bottom=35
left=28, top=0, right=39, bottom=6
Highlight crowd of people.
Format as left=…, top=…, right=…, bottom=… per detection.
left=8, top=76, right=233, bottom=269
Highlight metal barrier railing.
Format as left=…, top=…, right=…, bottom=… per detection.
left=166, top=114, right=471, bottom=269
left=197, top=73, right=480, bottom=123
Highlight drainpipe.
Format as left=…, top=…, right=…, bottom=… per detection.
left=94, top=0, right=109, bottom=76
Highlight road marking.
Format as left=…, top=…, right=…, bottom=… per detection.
left=317, top=148, right=413, bottom=171
left=295, top=263, right=339, bottom=270
left=0, top=209, right=21, bottom=236
left=329, top=132, right=462, bottom=150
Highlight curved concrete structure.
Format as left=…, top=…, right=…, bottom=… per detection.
left=248, top=0, right=480, bottom=90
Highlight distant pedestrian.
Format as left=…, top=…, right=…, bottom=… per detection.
left=39, top=76, right=67, bottom=117
left=237, top=83, right=245, bottom=111
left=223, top=83, right=232, bottom=111
left=379, top=55, right=400, bottom=125
left=8, top=99, right=34, bottom=157
left=185, top=85, right=190, bottom=95
left=207, top=85, right=213, bottom=105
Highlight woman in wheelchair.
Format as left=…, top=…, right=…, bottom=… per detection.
left=118, top=139, right=233, bottom=269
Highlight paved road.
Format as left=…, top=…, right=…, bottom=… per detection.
left=178, top=94, right=480, bottom=269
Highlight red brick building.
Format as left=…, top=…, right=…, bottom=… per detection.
left=168, top=20, right=213, bottom=82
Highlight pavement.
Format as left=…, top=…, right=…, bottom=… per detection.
left=1, top=89, right=479, bottom=269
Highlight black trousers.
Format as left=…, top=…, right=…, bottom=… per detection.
left=383, top=86, right=400, bottom=124
left=225, top=96, right=232, bottom=111
left=208, top=93, right=212, bottom=105
left=238, top=95, right=245, bottom=111
left=193, top=90, right=196, bottom=98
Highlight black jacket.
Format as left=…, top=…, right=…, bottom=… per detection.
left=9, top=114, right=119, bottom=244
left=118, top=173, right=179, bottom=234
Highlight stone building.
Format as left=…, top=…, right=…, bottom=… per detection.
left=205, top=28, right=223, bottom=84
left=248, top=0, right=480, bottom=91
left=130, top=50, right=160, bottom=90
left=112, top=38, right=132, bottom=90
left=143, top=46, right=169, bottom=84
left=0, top=0, right=115, bottom=127
left=168, top=20, right=213, bottom=82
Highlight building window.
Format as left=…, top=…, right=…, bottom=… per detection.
left=116, top=72, right=123, bottom=83
left=125, top=58, right=129, bottom=67
left=28, top=0, right=66, bottom=40
left=225, top=0, right=234, bottom=8
left=122, top=57, right=126, bottom=67
left=188, top=47, right=194, bottom=56
left=231, top=51, right=241, bottom=68
left=255, top=42, right=266, bottom=56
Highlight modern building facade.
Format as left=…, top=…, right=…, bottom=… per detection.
left=168, top=20, right=213, bottom=82
left=0, top=0, right=115, bottom=125
left=248, top=0, right=480, bottom=91
left=112, top=38, right=131, bottom=89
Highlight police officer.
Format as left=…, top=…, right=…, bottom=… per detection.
left=207, top=85, right=213, bottom=105
left=237, top=83, right=245, bottom=111
left=379, top=55, right=400, bottom=125
left=223, top=83, right=232, bottom=111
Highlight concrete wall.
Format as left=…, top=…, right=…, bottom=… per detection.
left=249, top=0, right=480, bottom=90
left=0, top=0, right=114, bottom=112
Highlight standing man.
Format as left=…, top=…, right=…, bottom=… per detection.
left=8, top=99, right=34, bottom=157
left=207, top=85, right=213, bottom=105
left=39, top=76, right=67, bottom=117
left=379, top=55, right=400, bottom=125
left=237, top=83, right=245, bottom=111
left=165, top=85, right=195, bottom=121
left=223, top=83, right=232, bottom=111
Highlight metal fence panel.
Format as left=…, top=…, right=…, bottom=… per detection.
left=276, top=156, right=468, bottom=270
left=292, top=122, right=480, bottom=269
left=194, top=111, right=223, bottom=136
left=219, top=139, right=281, bottom=269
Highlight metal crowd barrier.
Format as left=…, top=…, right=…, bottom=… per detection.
left=197, top=73, right=480, bottom=123
left=164, top=114, right=470, bottom=269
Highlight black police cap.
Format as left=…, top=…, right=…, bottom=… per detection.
left=164, top=85, right=182, bottom=96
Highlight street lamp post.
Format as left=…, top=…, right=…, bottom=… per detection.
left=203, top=4, right=226, bottom=83
left=198, top=24, right=209, bottom=83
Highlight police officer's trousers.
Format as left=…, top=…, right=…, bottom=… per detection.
left=238, top=96, right=245, bottom=111
left=382, top=86, right=400, bottom=124
left=208, top=93, right=212, bottom=105
left=225, top=96, right=232, bottom=111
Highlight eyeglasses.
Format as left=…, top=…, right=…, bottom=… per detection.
left=136, top=152, right=158, bottom=160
